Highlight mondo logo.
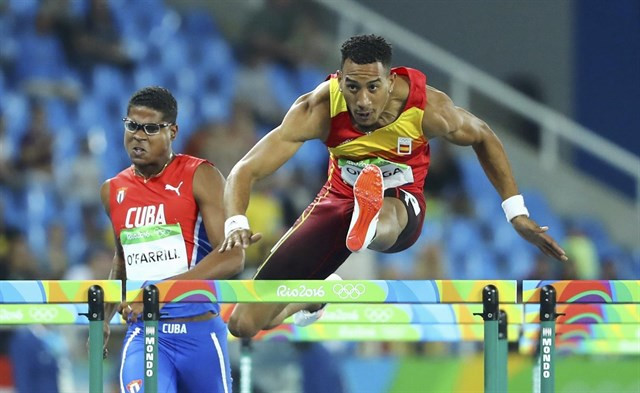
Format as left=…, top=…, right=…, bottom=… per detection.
left=363, top=307, right=394, bottom=322
left=28, top=307, right=60, bottom=322
left=333, top=283, right=366, bottom=300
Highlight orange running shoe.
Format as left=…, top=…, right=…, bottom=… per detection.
left=346, top=164, right=384, bottom=252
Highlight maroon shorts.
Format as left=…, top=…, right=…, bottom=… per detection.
left=254, top=183, right=426, bottom=279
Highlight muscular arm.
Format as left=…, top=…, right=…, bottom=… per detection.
left=224, top=83, right=331, bottom=218
left=422, top=86, right=518, bottom=200
left=423, top=86, right=567, bottom=261
left=170, top=163, right=245, bottom=279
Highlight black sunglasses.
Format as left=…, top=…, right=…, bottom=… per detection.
left=123, top=118, right=174, bottom=135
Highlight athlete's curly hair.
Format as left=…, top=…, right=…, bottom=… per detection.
left=127, top=86, right=178, bottom=123
left=340, top=34, right=393, bottom=69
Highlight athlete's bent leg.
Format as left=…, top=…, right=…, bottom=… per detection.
left=228, top=303, right=288, bottom=338
left=230, top=183, right=353, bottom=337
left=368, top=197, right=408, bottom=251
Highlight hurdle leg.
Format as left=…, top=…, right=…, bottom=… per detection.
left=474, top=285, right=499, bottom=393
left=538, top=285, right=559, bottom=393
left=143, top=285, right=160, bottom=393
left=497, top=310, right=508, bottom=393
left=240, top=338, right=253, bottom=393
left=87, top=285, right=105, bottom=393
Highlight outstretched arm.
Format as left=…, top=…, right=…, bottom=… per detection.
left=220, top=83, right=330, bottom=251
left=423, top=86, right=567, bottom=262
left=171, top=163, right=248, bottom=278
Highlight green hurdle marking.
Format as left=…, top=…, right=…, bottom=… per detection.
left=125, top=280, right=517, bottom=304
left=0, top=304, right=125, bottom=325
left=228, top=323, right=521, bottom=342
left=282, top=304, right=523, bottom=325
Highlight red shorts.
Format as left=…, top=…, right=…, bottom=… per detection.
left=254, top=182, right=426, bottom=279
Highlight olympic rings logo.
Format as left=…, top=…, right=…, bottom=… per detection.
left=154, top=228, right=171, bottom=237
left=363, top=307, right=394, bottom=323
left=28, top=307, right=60, bottom=321
left=332, top=283, right=366, bottom=300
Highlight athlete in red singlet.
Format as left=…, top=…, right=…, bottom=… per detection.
left=220, top=35, right=567, bottom=338
left=100, top=86, right=256, bottom=392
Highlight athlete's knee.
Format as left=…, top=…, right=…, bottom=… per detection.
left=228, top=312, right=261, bottom=338
left=369, top=217, right=402, bottom=251
left=369, top=234, right=398, bottom=251
left=370, top=199, right=405, bottom=251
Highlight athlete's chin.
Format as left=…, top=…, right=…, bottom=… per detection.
left=129, top=154, right=150, bottom=165
left=355, top=120, right=377, bottom=130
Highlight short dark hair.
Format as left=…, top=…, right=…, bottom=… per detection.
left=340, top=34, right=392, bottom=69
left=127, top=86, right=177, bottom=123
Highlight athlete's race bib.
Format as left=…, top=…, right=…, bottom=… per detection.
left=120, top=224, right=189, bottom=280
left=338, top=157, right=414, bottom=189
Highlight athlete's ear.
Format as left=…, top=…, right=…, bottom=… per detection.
left=170, top=124, right=178, bottom=140
left=337, top=70, right=343, bottom=91
left=388, top=71, right=397, bottom=93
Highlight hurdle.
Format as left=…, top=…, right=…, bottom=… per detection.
left=522, top=280, right=640, bottom=393
left=0, top=280, right=122, bottom=393
left=1, top=279, right=517, bottom=392
left=125, top=279, right=516, bottom=393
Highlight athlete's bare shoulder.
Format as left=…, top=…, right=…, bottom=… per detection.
left=281, top=81, right=331, bottom=141
left=100, top=179, right=112, bottom=215
left=422, top=85, right=458, bottom=138
left=295, top=80, right=331, bottom=115
left=425, top=85, right=450, bottom=108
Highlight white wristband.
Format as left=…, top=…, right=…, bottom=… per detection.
left=501, top=194, right=529, bottom=222
left=224, top=215, right=250, bottom=237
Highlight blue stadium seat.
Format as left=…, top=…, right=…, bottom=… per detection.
left=445, top=243, right=497, bottom=279
left=0, top=186, right=27, bottom=231
left=297, top=66, right=326, bottom=93
left=492, top=218, right=527, bottom=256
left=25, top=182, right=59, bottom=260
left=52, top=126, right=78, bottom=168
left=181, top=10, right=219, bottom=37
left=267, top=63, right=302, bottom=110
left=43, top=98, right=73, bottom=131
left=199, top=92, right=231, bottom=123
left=445, top=217, right=486, bottom=276
left=1, top=93, right=29, bottom=159
left=195, top=37, right=237, bottom=106
left=148, top=9, right=182, bottom=49
left=92, top=65, right=128, bottom=102
left=8, top=0, right=38, bottom=28
left=111, top=0, right=168, bottom=41
left=160, top=36, right=191, bottom=73
left=289, top=139, right=329, bottom=170
left=197, top=36, right=235, bottom=72
left=15, top=32, right=69, bottom=82
left=173, top=93, right=200, bottom=152
left=167, top=66, right=199, bottom=97
left=132, top=65, right=168, bottom=90
left=503, top=244, right=535, bottom=279
left=76, top=96, right=110, bottom=136
left=60, top=202, right=86, bottom=266
left=459, top=156, right=496, bottom=200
